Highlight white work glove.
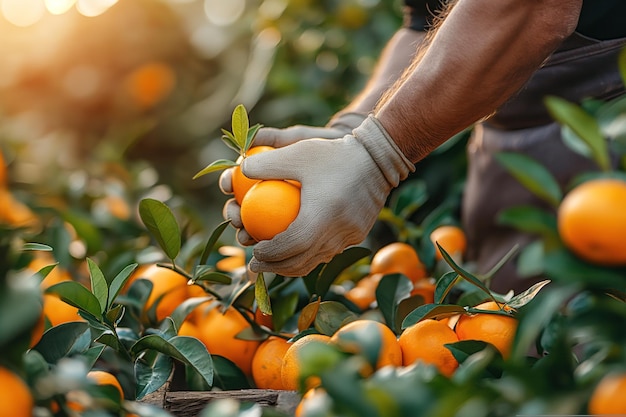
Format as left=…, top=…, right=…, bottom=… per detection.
left=219, top=112, right=367, bottom=245
left=234, top=115, right=415, bottom=277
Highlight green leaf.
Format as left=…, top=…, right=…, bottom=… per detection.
left=316, top=246, right=371, bottom=298
left=255, top=273, right=272, bottom=315
left=434, top=271, right=459, bottom=304
left=401, top=304, right=466, bottom=329
left=451, top=346, right=499, bottom=384
left=245, top=124, right=263, bottom=152
left=46, top=281, right=103, bottom=320
left=375, top=274, right=412, bottom=334
left=221, top=130, right=241, bottom=154
left=314, top=301, right=358, bottom=336
left=545, top=95, right=610, bottom=171
left=543, top=247, right=626, bottom=289
left=170, top=296, right=215, bottom=329
left=516, top=240, right=545, bottom=278
left=192, top=266, right=232, bottom=285
left=272, top=291, right=299, bottom=333
left=139, top=198, right=181, bottom=260
left=0, top=284, right=41, bottom=346
left=108, top=263, right=138, bottom=310
left=30, top=263, right=58, bottom=284
left=32, top=321, right=91, bottom=363
left=192, top=159, right=238, bottom=180
left=510, top=285, right=578, bottom=362
left=506, top=279, right=551, bottom=310
left=21, top=243, right=52, bottom=251
left=199, top=220, right=232, bottom=265
left=231, top=104, right=249, bottom=151
left=494, top=152, right=562, bottom=207
left=497, top=206, right=559, bottom=240
left=437, top=243, right=496, bottom=303
left=135, top=352, right=173, bottom=399
left=131, top=335, right=214, bottom=388
left=86, top=258, right=108, bottom=314
left=212, top=356, right=251, bottom=390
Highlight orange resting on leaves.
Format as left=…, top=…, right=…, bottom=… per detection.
left=587, top=371, right=626, bottom=415
left=398, top=319, right=459, bottom=377
left=0, top=367, right=33, bottom=417
left=557, top=178, right=626, bottom=266
left=240, top=179, right=301, bottom=241
left=370, top=242, right=427, bottom=284
left=281, top=334, right=331, bottom=391
left=454, top=301, right=517, bottom=359
left=197, top=306, right=261, bottom=376
left=252, top=336, right=291, bottom=390
left=141, top=264, right=190, bottom=323
left=232, top=146, right=275, bottom=205
left=429, top=225, right=467, bottom=261
left=330, top=319, right=402, bottom=371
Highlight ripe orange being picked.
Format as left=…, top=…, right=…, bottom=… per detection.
left=454, top=301, right=517, bottom=359
left=0, top=367, right=33, bottom=417
left=370, top=242, right=427, bottom=284
left=240, top=179, right=301, bottom=241
left=398, top=319, right=459, bottom=377
left=429, top=225, right=467, bottom=261
left=557, top=178, right=626, bottom=266
left=330, top=319, right=402, bottom=372
left=232, top=146, right=275, bottom=204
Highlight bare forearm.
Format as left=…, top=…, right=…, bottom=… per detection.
left=375, top=0, right=582, bottom=163
left=342, top=28, right=427, bottom=115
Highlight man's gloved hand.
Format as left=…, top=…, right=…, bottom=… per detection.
left=238, top=115, right=415, bottom=277
left=219, top=112, right=367, bottom=246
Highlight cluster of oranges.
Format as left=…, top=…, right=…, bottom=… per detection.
left=345, top=226, right=466, bottom=311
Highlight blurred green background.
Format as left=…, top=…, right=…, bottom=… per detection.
left=0, top=0, right=404, bottom=235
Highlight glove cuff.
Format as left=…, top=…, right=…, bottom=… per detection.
left=354, top=115, right=416, bottom=187
left=326, top=112, right=368, bottom=133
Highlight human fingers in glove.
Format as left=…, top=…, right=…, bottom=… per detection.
left=234, top=116, right=414, bottom=277
left=218, top=112, right=366, bottom=246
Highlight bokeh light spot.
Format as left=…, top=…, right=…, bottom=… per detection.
left=76, top=0, right=117, bottom=17
left=1, top=0, right=46, bottom=27
left=44, top=0, right=77, bottom=15
left=203, top=0, right=245, bottom=27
